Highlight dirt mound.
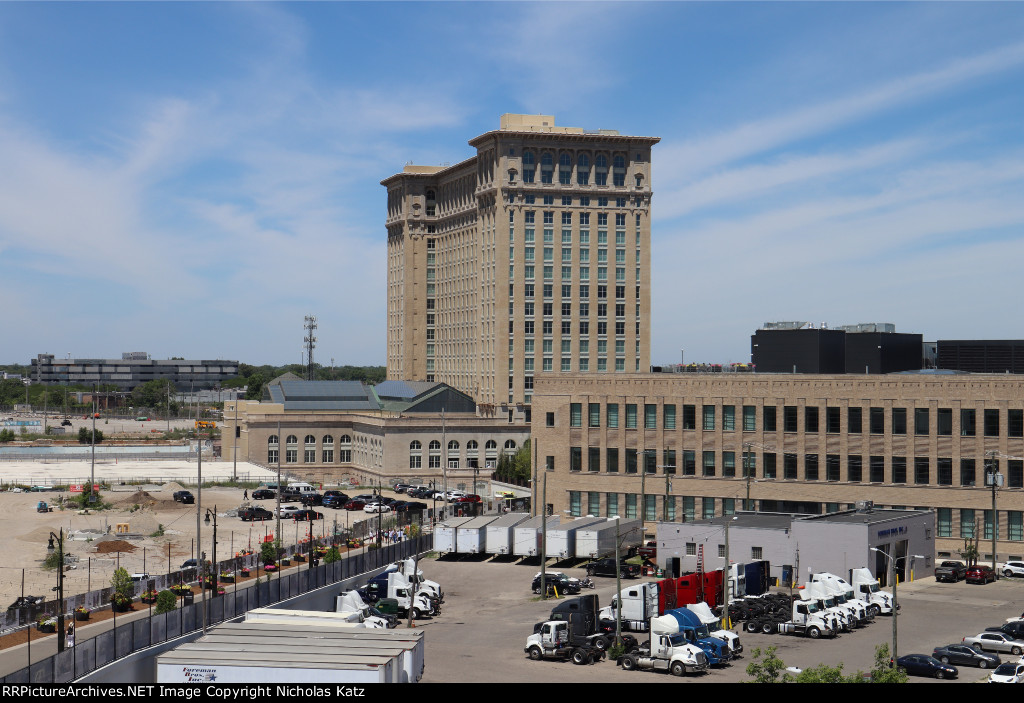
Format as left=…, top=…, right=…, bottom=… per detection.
left=114, top=489, right=180, bottom=511
left=94, top=539, right=137, bottom=554
left=161, top=481, right=187, bottom=494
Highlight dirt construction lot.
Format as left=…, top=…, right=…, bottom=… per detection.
left=412, top=556, right=1024, bottom=683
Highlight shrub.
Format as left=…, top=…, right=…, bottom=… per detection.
left=155, top=590, right=177, bottom=614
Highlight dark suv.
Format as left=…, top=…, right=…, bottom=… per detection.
left=173, top=490, right=195, bottom=504
left=239, top=506, right=274, bottom=521
left=586, top=558, right=641, bottom=579
left=252, top=488, right=275, bottom=500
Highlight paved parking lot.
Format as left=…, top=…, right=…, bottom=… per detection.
left=411, top=556, right=1024, bottom=683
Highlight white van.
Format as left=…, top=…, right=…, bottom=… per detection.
left=287, top=482, right=316, bottom=494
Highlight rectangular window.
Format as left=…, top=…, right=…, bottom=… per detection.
left=1008, top=460, right=1023, bottom=488
left=892, top=408, right=907, bottom=435
left=722, top=405, right=735, bottom=431
left=937, top=458, right=953, bottom=486
left=570, top=403, right=582, bottom=427
left=763, top=406, right=777, bottom=432
left=644, top=494, right=657, bottom=522
left=1010, top=511, right=1024, bottom=542
left=848, top=407, right=863, bottom=434
left=606, top=448, right=618, bottom=473
left=805, top=454, right=819, bottom=481
left=606, top=403, right=619, bottom=428
left=826, top=407, right=841, bottom=434
left=763, top=452, right=776, bottom=479
left=683, top=405, right=696, bottom=430
left=682, top=450, right=695, bottom=476
left=870, top=455, right=885, bottom=483
left=569, top=491, right=580, bottom=517
left=783, top=453, right=798, bottom=480
left=625, top=404, right=637, bottom=428
left=606, top=493, right=619, bottom=518
left=570, top=447, right=582, bottom=472
left=702, top=405, right=716, bottom=431
left=702, top=451, right=716, bottom=477
left=1010, top=410, right=1023, bottom=438
left=626, top=449, right=637, bottom=474
left=826, top=454, right=841, bottom=482
left=914, top=408, right=929, bottom=436
left=984, top=510, right=996, bottom=541
left=848, top=455, right=863, bottom=482
left=870, top=407, right=885, bottom=435
left=892, top=456, right=907, bottom=484
left=702, top=497, right=716, bottom=519
left=937, top=408, right=953, bottom=436
left=588, top=492, right=601, bottom=516
left=723, top=451, right=735, bottom=477
left=783, top=406, right=798, bottom=432
left=961, top=458, right=976, bottom=486
left=664, top=404, right=676, bottom=430
left=644, top=404, right=657, bottom=429
left=938, top=508, right=952, bottom=538
left=985, top=409, right=1000, bottom=437
left=961, top=509, right=976, bottom=539
left=588, top=447, right=601, bottom=473
left=743, top=406, right=756, bottom=432
left=664, top=449, right=676, bottom=475
left=588, top=403, right=600, bottom=428
left=805, top=406, right=819, bottom=433
left=961, top=408, right=976, bottom=436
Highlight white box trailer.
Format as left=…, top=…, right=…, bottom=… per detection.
left=434, top=517, right=474, bottom=554
left=157, top=621, right=424, bottom=683
left=485, top=512, right=532, bottom=555
left=454, top=515, right=500, bottom=554
left=575, top=518, right=643, bottom=559
left=245, top=607, right=365, bottom=627
left=547, top=516, right=608, bottom=559
left=513, top=515, right=561, bottom=557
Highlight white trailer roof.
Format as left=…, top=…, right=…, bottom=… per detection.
left=549, top=516, right=607, bottom=533
left=455, top=515, right=500, bottom=531
left=486, top=512, right=531, bottom=529
left=216, top=621, right=423, bottom=644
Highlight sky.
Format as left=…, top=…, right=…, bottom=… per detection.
left=0, top=2, right=1022, bottom=368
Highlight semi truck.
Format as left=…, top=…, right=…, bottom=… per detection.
left=802, top=581, right=853, bottom=632
left=660, top=608, right=731, bottom=666
left=618, top=613, right=710, bottom=676
left=336, top=591, right=398, bottom=628
left=526, top=599, right=610, bottom=666
left=546, top=595, right=639, bottom=652
left=810, top=573, right=873, bottom=626
left=685, top=602, right=743, bottom=657
left=850, top=567, right=896, bottom=615
left=386, top=559, right=444, bottom=604
left=361, top=572, right=439, bottom=619
left=752, top=596, right=837, bottom=639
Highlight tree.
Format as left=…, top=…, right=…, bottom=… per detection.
left=869, top=642, right=909, bottom=683
left=78, top=426, right=104, bottom=444
left=245, top=373, right=267, bottom=400
left=132, top=379, right=175, bottom=409
left=746, top=645, right=790, bottom=683
left=260, top=539, right=278, bottom=565
left=323, top=546, right=342, bottom=564
left=110, top=567, right=133, bottom=602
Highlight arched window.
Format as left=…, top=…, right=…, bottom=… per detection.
left=409, top=440, right=422, bottom=469
left=267, top=435, right=279, bottom=464
left=322, top=435, right=334, bottom=463
left=428, top=440, right=442, bottom=469
left=285, top=435, right=298, bottom=463
left=448, top=440, right=460, bottom=452
left=467, top=440, right=480, bottom=468
left=504, top=439, right=518, bottom=455
left=595, top=154, right=608, bottom=185
left=577, top=154, right=590, bottom=185
left=522, top=150, right=536, bottom=183
left=559, top=153, right=572, bottom=185
left=613, top=155, right=626, bottom=186
left=339, top=434, right=352, bottom=463
left=541, top=152, right=554, bottom=183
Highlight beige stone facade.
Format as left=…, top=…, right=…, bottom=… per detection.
left=531, top=372, right=1024, bottom=561
left=382, top=115, right=659, bottom=415
left=222, top=399, right=530, bottom=492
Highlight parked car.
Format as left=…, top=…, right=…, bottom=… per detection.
left=966, top=565, right=997, bottom=584
left=279, top=488, right=303, bottom=502
left=585, top=558, right=641, bottom=579
left=292, top=509, right=323, bottom=521
left=365, top=503, right=393, bottom=514
left=251, top=489, right=275, bottom=500
left=300, top=493, right=324, bottom=507
left=60, top=419, right=72, bottom=427
left=180, top=559, right=198, bottom=570
left=987, top=620, right=1024, bottom=640
left=638, top=541, right=658, bottom=561
left=445, top=491, right=467, bottom=502
left=932, top=643, right=1001, bottom=669
left=130, top=573, right=150, bottom=583
left=173, top=490, right=195, bottom=504
left=239, top=506, right=274, bottom=521
left=896, top=654, right=957, bottom=679
left=998, top=561, right=1024, bottom=578
left=393, top=483, right=414, bottom=494
left=962, top=631, right=1024, bottom=655
left=322, top=493, right=350, bottom=508
left=531, top=572, right=581, bottom=595
left=277, top=504, right=303, bottom=518
left=988, top=662, right=1024, bottom=683
left=343, top=500, right=367, bottom=511
left=401, top=501, right=428, bottom=512
left=935, top=560, right=968, bottom=583
left=455, top=494, right=481, bottom=503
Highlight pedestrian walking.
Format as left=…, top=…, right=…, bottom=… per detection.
left=66, top=624, right=75, bottom=648
left=243, top=489, right=248, bottom=501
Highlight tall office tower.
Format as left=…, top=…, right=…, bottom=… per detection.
left=382, top=114, right=659, bottom=415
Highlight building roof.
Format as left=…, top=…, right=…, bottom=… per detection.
left=799, top=508, right=930, bottom=525
left=680, top=513, right=799, bottom=531
left=675, top=508, right=929, bottom=531
left=259, top=378, right=475, bottom=413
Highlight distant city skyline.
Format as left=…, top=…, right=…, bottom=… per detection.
left=0, top=3, right=1021, bottom=367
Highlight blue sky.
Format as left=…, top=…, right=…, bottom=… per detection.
left=0, top=2, right=1022, bottom=367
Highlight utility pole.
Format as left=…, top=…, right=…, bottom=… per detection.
left=988, top=451, right=1001, bottom=576
left=304, top=315, right=318, bottom=381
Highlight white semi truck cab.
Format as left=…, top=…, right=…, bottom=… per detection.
left=618, top=614, right=709, bottom=677
left=850, top=567, right=895, bottom=615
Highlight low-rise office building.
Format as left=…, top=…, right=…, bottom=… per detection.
left=655, top=507, right=934, bottom=586
left=530, top=371, right=1024, bottom=563
left=31, top=353, right=239, bottom=391
left=223, top=378, right=530, bottom=491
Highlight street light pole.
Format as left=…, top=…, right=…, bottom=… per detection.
left=46, top=529, right=65, bottom=652
left=871, top=549, right=924, bottom=666
left=204, top=506, right=218, bottom=632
